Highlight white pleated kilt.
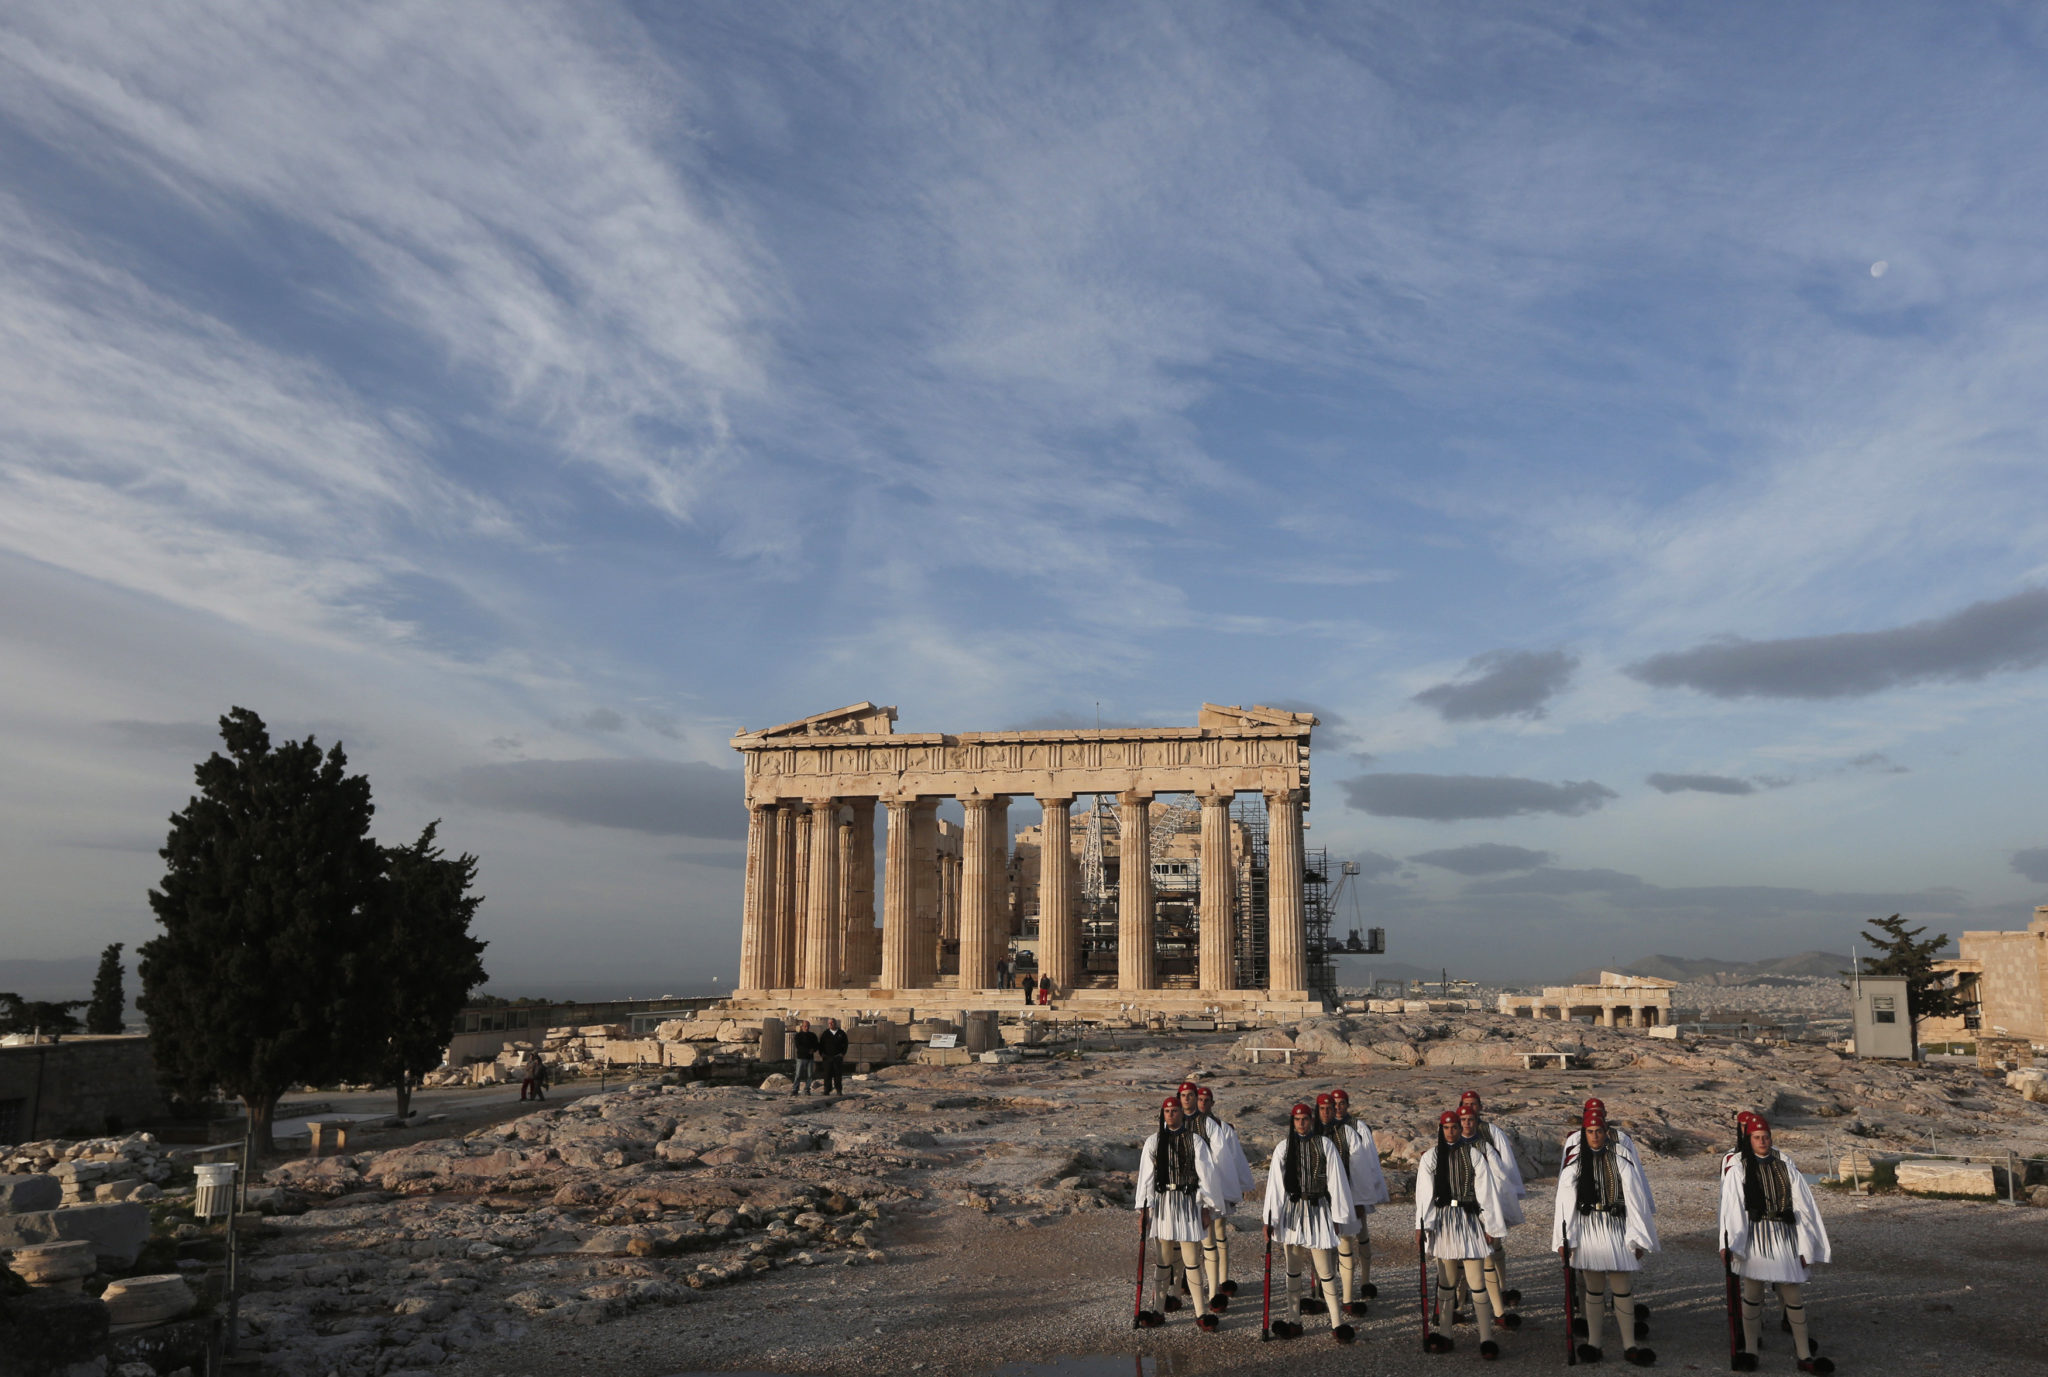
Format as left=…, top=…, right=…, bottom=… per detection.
left=1274, top=1198, right=1341, bottom=1250
left=1565, top=1211, right=1639, bottom=1273
left=1427, top=1205, right=1490, bottom=1261
left=1149, top=1189, right=1207, bottom=1243
left=1731, top=1221, right=1809, bottom=1283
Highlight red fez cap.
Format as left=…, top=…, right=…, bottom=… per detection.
left=1584, top=1098, right=1606, bottom=1115
left=1178, top=1081, right=1199, bottom=1093
left=1291, top=1101, right=1314, bottom=1118
left=1315, top=1091, right=1335, bottom=1106
left=1196, top=1085, right=1214, bottom=1102
left=1331, top=1087, right=1349, bottom=1102
left=1582, top=1103, right=1606, bottom=1128
left=1439, top=1109, right=1460, bottom=1127
left=1745, top=1112, right=1770, bottom=1135
left=1161, top=1097, right=1180, bottom=1111
left=1458, top=1090, right=1481, bottom=1107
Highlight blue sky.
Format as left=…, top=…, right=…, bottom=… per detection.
left=5, top=2, right=2048, bottom=991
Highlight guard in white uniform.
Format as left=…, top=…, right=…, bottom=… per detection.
left=1564, top=1097, right=1651, bottom=1342
left=1415, top=1108, right=1519, bottom=1359
left=1458, top=1091, right=1525, bottom=1310
left=1554, top=1103, right=1658, bottom=1366
left=1262, top=1101, right=1358, bottom=1342
left=1719, top=1113, right=1832, bottom=1374
left=1321, top=1088, right=1389, bottom=1316
left=1135, top=1095, right=1227, bottom=1330
left=1194, top=1084, right=1254, bottom=1299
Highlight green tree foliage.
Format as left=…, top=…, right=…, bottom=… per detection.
left=87, top=943, right=126, bottom=1035
left=1858, top=912, right=1967, bottom=1041
left=374, top=822, right=487, bottom=1119
left=139, top=708, right=387, bottom=1151
left=0, top=994, right=86, bottom=1037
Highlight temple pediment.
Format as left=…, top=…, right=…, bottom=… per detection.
left=745, top=702, right=898, bottom=739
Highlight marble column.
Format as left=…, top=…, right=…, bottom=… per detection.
left=912, top=800, right=939, bottom=986
left=791, top=808, right=812, bottom=985
left=1118, top=791, right=1155, bottom=990
left=1036, top=797, right=1076, bottom=990
left=881, top=799, right=917, bottom=990
left=943, top=849, right=961, bottom=941
left=836, top=811, right=859, bottom=984
left=773, top=805, right=800, bottom=988
left=1197, top=792, right=1235, bottom=991
left=848, top=798, right=876, bottom=984
left=739, top=802, right=778, bottom=992
left=800, top=798, right=841, bottom=990
left=1265, top=787, right=1308, bottom=998
left=958, top=798, right=994, bottom=991
left=989, top=795, right=1012, bottom=952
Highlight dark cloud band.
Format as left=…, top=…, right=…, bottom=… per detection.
left=1646, top=771, right=1756, bottom=795
left=1414, top=648, right=1578, bottom=721
left=1341, top=772, right=1616, bottom=821
left=1408, top=842, right=1554, bottom=875
left=1627, top=588, right=2048, bottom=700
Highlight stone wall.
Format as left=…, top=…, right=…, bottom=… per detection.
left=0, top=1037, right=166, bottom=1143
left=1961, top=910, right=2048, bottom=1041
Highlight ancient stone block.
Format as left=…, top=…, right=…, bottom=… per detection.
left=0, top=1174, right=61, bottom=1215
left=0, top=1202, right=152, bottom=1268
left=99, top=1274, right=196, bottom=1326
left=1895, top=1160, right=1997, bottom=1197
left=9, top=1239, right=96, bottom=1287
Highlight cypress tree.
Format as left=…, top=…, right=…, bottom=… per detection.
left=86, top=943, right=126, bottom=1034
left=139, top=708, right=386, bottom=1151
left=372, top=822, right=487, bottom=1119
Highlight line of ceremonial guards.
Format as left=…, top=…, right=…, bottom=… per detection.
left=1133, top=1080, right=1835, bottom=1371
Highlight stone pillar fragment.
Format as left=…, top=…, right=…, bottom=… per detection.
left=801, top=798, right=841, bottom=989
left=739, top=803, right=778, bottom=992
left=958, top=798, right=994, bottom=991
left=881, top=799, right=917, bottom=990
left=1197, top=792, right=1235, bottom=992
left=1118, top=792, right=1155, bottom=990
left=1036, top=796, right=1076, bottom=990
left=1265, top=788, right=1308, bottom=998
left=774, top=806, right=800, bottom=988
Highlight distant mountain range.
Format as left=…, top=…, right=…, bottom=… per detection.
left=1568, top=951, right=1850, bottom=986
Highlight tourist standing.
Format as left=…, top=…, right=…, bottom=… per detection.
left=1720, top=1114, right=1833, bottom=1374
left=1554, top=1103, right=1657, bottom=1365
left=1263, top=1101, right=1357, bottom=1342
left=819, top=1017, right=849, bottom=1093
left=1416, top=1109, right=1519, bottom=1359
left=1038, top=973, right=1052, bottom=1005
left=1137, top=1095, right=1227, bottom=1330
left=790, top=1019, right=820, bottom=1095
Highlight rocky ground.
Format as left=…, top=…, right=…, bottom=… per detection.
left=145, top=1009, right=2041, bottom=1377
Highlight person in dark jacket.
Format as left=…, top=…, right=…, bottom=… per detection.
left=790, top=1019, right=820, bottom=1095
left=819, top=1017, right=850, bottom=1094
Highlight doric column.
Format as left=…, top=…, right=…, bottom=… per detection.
left=800, top=797, right=841, bottom=989
left=912, top=800, right=939, bottom=986
left=989, top=795, right=1012, bottom=947
left=739, top=802, right=778, bottom=992
left=1265, top=788, right=1307, bottom=997
left=881, top=799, right=917, bottom=990
left=1118, top=791, right=1155, bottom=990
left=1197, top=792, right=1235, bottom=991
left=958, top=798, right=994, bottom=991
left=942, top=847, right=960, bottom=940
left=848, top=798, right=876, bottom=984
left=1036, top=797, right=1076, bottom=989
left=773, top=805, right=800, bottom=988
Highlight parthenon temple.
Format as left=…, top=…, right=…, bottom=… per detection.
left=724, top=702, right=1326, bottom=1015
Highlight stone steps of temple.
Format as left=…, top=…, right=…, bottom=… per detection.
left=716, top=987, right=1324, bottom=1021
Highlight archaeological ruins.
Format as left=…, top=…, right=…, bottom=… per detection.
left=724, top=702, right=1325, bottom=1016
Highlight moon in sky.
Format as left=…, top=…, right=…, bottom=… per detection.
left=1870, top=261, right=1889, bottom=277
